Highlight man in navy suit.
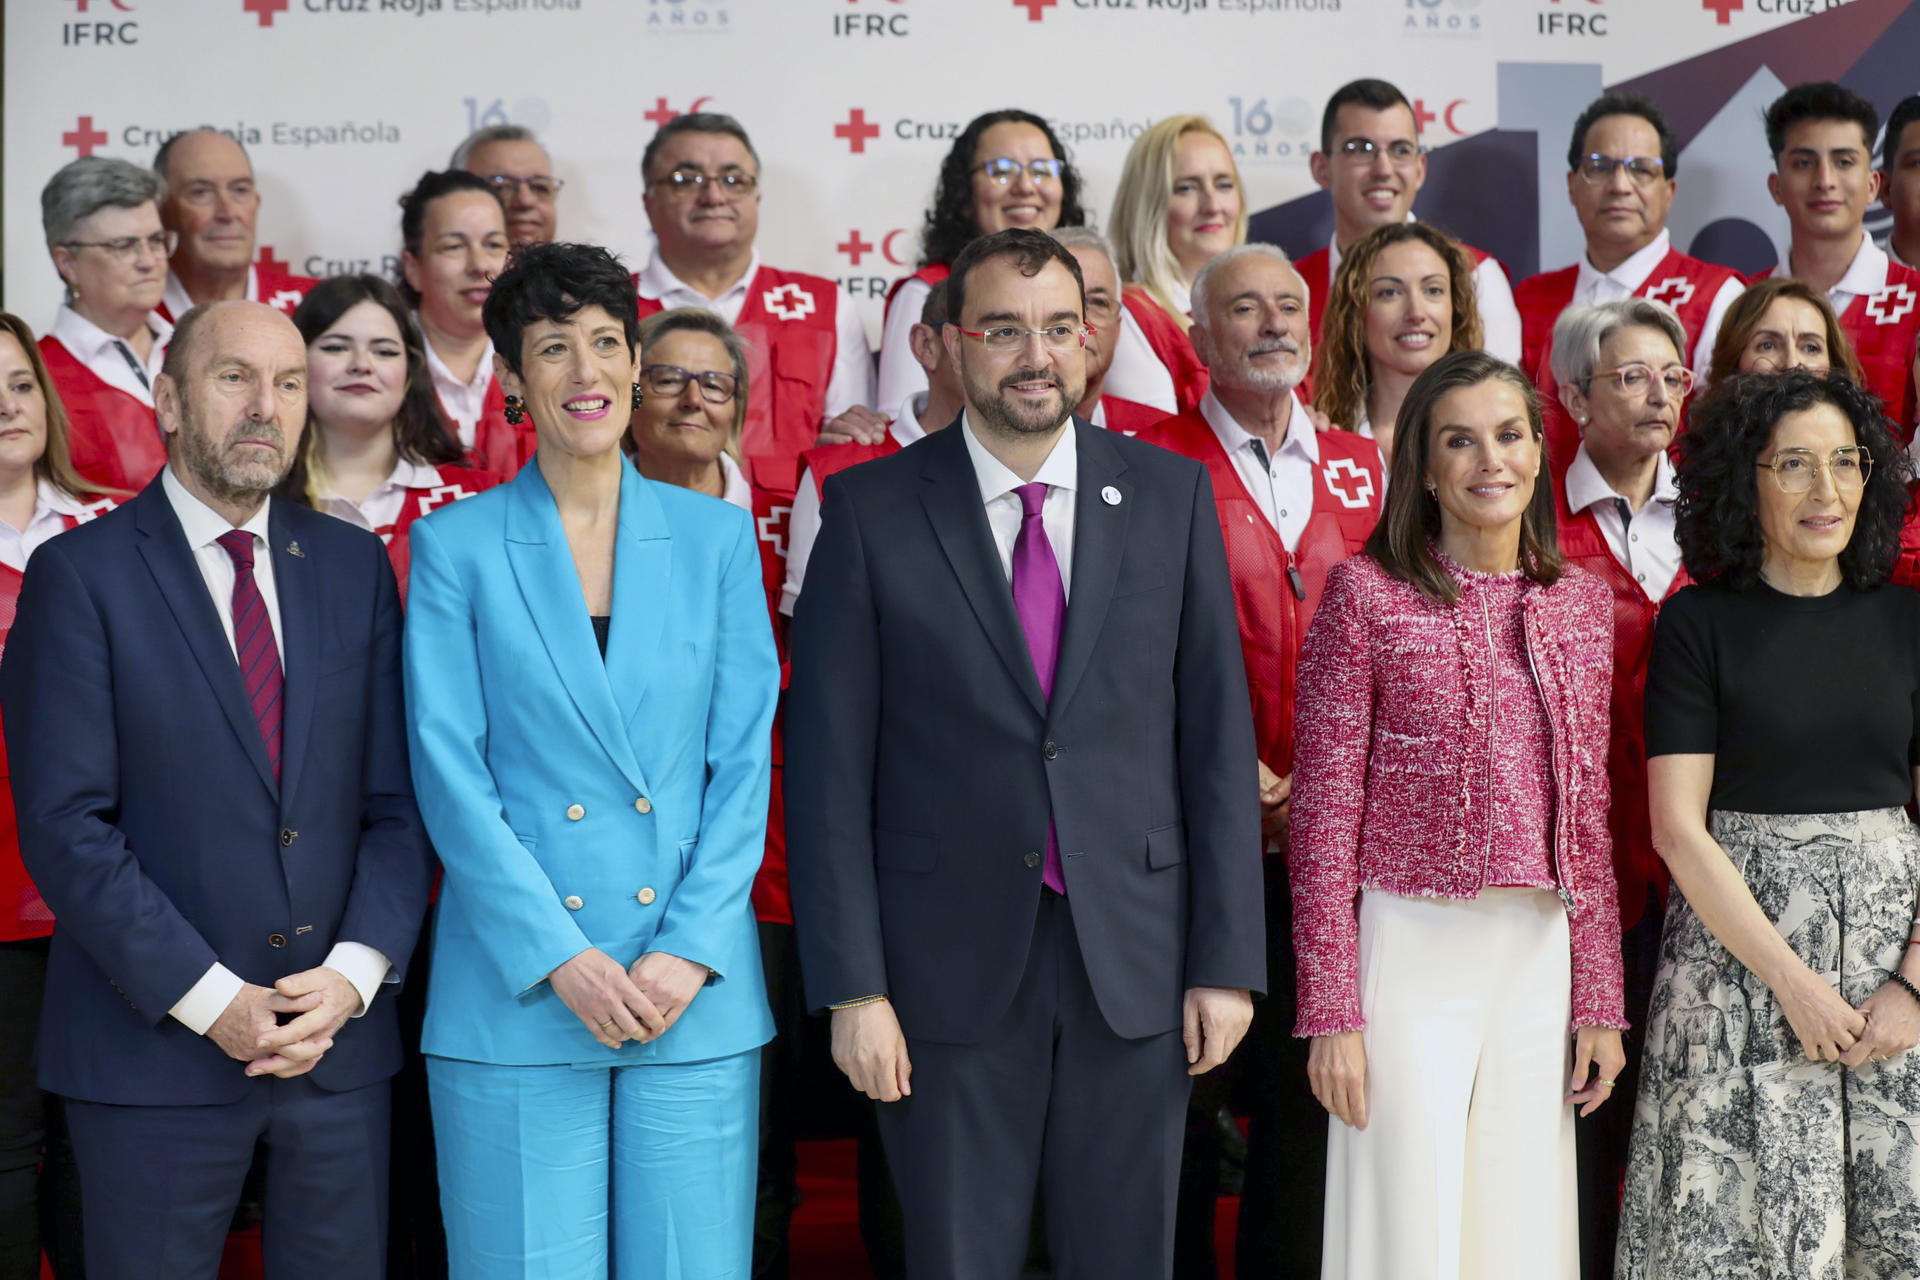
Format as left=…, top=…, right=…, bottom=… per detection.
left=786, top=229, right=1265, bottom=1280
left=0, top=300, right=432, bottom=1278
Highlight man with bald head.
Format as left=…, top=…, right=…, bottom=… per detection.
left=0, top=301, right=431, bottom=1279
left=155, top=130, right=318, bottom=320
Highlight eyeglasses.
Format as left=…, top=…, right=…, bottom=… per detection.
left=976, top=157, right=1065, bottom=185
left=641, top=363, right=738, bottom=404
left=954, top=323, right=1094, bottom=353
left=1575, top=154, right=1667, bottom=186
left=1336, top=138, right=1422, bottom=164
left=651, top=168, right=758, bottom=197
left=62, top=230, right=176, bottom=263
left=483, top=174, right=564, bottom=201
left=1582, top=364, right=1695, bottom=399
left=1756, top=446, right=1872, bottom=493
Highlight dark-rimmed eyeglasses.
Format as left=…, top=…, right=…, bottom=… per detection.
left=651, top=169, right=758, bottom=197
left=1756, top=446, right=1872, bottom=494
left=62, top=231, right=175, bottom=263
left=483, top=174, right=564, bottom=201
left=976, top=157, right=1065, bottom=186
left=1575, top=154, right=1667, bottom=186
left=641, top=363, right=738, bottom=404
left=953, top=324, right=1094, bottom=353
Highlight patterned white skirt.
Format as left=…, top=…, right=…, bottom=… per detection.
left=1616, top=808, right=1920, bottom=1279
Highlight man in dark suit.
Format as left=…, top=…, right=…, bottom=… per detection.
left=786, top=228, right=1265, bottom=1280
left=0, top=300, right=432, bottom=1278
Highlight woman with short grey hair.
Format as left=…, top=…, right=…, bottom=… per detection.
left=37, top=155, right=174, bottom=493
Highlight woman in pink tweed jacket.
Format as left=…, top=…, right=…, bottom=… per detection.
left=1288, top=351, right=1626, bottom=1280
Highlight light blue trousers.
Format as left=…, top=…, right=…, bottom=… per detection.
left=427, top=1050, right=759, bottom=1280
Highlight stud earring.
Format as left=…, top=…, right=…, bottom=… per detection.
left=631, top=383, right=643, bottom=411
left=503, top=395, right=526, bottom=425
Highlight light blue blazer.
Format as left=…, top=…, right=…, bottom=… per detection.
left=403, top=456, right=777, bottom=1067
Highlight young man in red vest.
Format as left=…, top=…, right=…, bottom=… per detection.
left=1885, top=95, right=1920, bottom=273
left=1297, top=79, right=1521, bottom=365
left=1756, top=82, right=1920, bottom=441
left=153, top=130, right=316, bottom=322
left=1135, top=243, right=1383, bottom=1280
left=1514, top=93, right=1744, bottom=463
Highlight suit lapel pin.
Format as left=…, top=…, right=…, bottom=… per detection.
left=286, top=541, right=306, bottom=559
left=1101, top=486, right=1122, bottom=506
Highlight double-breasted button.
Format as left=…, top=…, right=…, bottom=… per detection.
left=637, top=887, right=657, bottom=905
left=1023, top=851, right=1041, bottom=868
left=564, top=895, right=584, bottom=910
left=279, top=828, right=297, bottom=847
left=1043, top=741, right=1059, bottom=760
left=634, top=797, right=652, bottom=815
left=566, top=804, right=585, bottom=821
left=268, top=933, right=287, bottom=948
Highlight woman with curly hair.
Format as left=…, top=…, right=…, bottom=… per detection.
left=874, top=110, right=1085, bottom=411
left=1311, top=221, right=1483, bottom=467
left=1617, top=370, right=1920, bottom=1279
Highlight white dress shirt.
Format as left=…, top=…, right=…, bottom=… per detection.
left=421, top=327, right=495, bottom=451
left=47, top=303, right=172, bottom=407
left=1568, top=229, right=1743, bottom=376
left=637, top=249, right=876, bottom=425
left=961, top=412, right=1077, bottom=598
left=1199, top=390, right=1318, bottom=551
left=0, top=480, right=100, bottom=574
left=1327, top=216, right=1522, bottom=365
left=1767, top=232, right=1896, bottom=317
left=1564, top=443, right=1682, bottom=600
left=718, top=451, right=752, bottom=513
left=313, top=457, right=442, bottom=537
left=161, top=266, right=268, bottom=321
left=876, top=276, right=936, bottom=414
left=781, top=395, right=931, bottom=616
left=159, top=466, right=391, bottom=1034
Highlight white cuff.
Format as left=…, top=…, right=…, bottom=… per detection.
left=324, top=942, right=393, bottom=1018
left=169, top=963, right=245, bottom=1036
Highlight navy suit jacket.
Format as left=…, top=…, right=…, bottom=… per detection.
left=786, top=419, right=1265, bottom=1045
left=0, top=477, right=432, bottom=1105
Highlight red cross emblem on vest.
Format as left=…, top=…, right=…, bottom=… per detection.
left=74, top=498, right=117, bottom=524
left=758, top=504, right=792, bottom=558
left=1322, top=458, right=1376, bottom=510
left=762, top=283, right=817, bottom=323
left=266, top=289, right=306, bottom=315
left=1643, top=276, right=1696, bottom=308
left=418, top=483, right=473, bottom=518
left=1866, top=283, right=1917, bottom=327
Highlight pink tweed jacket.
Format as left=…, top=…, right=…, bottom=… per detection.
left=1287, top=553, right=1628, bottom=1036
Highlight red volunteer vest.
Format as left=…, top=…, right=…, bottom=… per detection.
left=1517, top=248, right=1741, bottom=465
left=1836, top=268, right=1920, bottom=443
left=1136, top=411, right=1382, bottom=778
left=461, top=377, right=536, bottom=481
left=1, top=498, right=118, bottom=941
left=38, top=337, right=166, bottom=495
left=1550, top=463, right=1688, bottom=931
left=1099, top=393, right=1168, bottom=436
left=884, top=263, right=950, bottom=316
left=371, top=464, right=500, bottom=602
left=1121, top=286, right=1209, bottom=414
left=155, top=262, right=320, bottom=323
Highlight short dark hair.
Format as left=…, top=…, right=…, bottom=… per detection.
left=1675, top=370, right=1907, bottom=589
left=641, top=112, right=759, bottom=182
left=1567, top=92, right=1678, bottom=178
left=919, top=280, right=950, bottom=328
left=918, top=110, right=1088, bottom=269
left=1363, top=351, right=1561, bottom=605
left=1883, top=94, right=1920, bottom=167
left=1764, top=82, right=1879, bottom=160
left=280, top=274, right=465, bottom=511
left=482, top=241, right=641, bottom=380
left=946, top=228, right=1085, bottom=329
left=1320, top=79, right=1414, bottom=156
left=397, top=170, right=504, bottom=307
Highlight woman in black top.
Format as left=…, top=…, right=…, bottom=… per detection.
left=1617, top=370, right=1920, bottom=1279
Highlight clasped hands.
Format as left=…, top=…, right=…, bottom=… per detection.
left=1776, top=962, right=1920, bottom=1069
left=208, top=966, right=363, bottom=1079
left=550, top=947, right=710, bottom=1050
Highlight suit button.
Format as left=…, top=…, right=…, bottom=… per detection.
left=637, top=887, right=657, bottom=905
left=1024, top=851, right=1041, bottom=868
left=634, top=797, right=652, bottom=815
left=564, top=895, right=584, bottom=910
left=268, top=933, right=287, bottom=949
left=280, top=828, right=297, bottom=847
left=1043, top=741, right=1059, bottom=760
left=566, top=804, right=585, bottom=821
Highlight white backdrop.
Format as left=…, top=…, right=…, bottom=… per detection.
left=3, top=0, right=1907, bottom=344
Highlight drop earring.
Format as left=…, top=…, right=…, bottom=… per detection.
left=503, top=395, right=526, bottom=425
left=631, top=383, right=643, bottom=410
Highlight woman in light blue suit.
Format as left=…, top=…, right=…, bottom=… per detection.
left=403, top=241, right=778, bottom=1279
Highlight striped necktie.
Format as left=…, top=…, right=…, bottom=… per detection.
left=216, top=530, right=283, bottom=782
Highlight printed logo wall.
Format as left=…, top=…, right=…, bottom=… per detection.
left=3, top=0, right=1911, bottom=342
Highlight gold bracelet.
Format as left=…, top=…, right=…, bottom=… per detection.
left=830, top=994, right=889, bottom=1011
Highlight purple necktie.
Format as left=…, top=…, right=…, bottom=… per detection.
left=217, top=530, right=284, bottom=783
left=1011, top=482, right=1067, bottom=894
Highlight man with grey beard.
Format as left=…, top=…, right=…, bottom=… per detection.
left=786, top=227, right=1264, bottom=1280
left=1138, top=244, right=1385, bottom=1279
left=1, top=300, right=430, bottom=1279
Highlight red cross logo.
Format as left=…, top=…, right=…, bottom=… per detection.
left=643, top=97, right=680, bottom=128
left=1015, top=0, right=1056, bottom=18
left=71, top=0, right=136, bottom=10
left=63, top=116, right=109, bottom=157
left=1412, top=99, right=1438, bottom=133
left=758, top=505, right=791, bottom=560
left=1644, top=276, right=1696, bottom=308
left=265, top=290, right=305, bottom=314
left=1866, top=283, right=1917, bottom=327
left=835, top=109, right=881, bottom=155
left=418, top=484, right=476, bottom=520
left=763, top=283, right=818, bottom=322
left=243, top=0, right=289, bottom=26
left=837, top=230, right=876, bottom=266
left=74, top=497, right=119, bottom=523
left=256, top=245, right=290, bottom=273
left=1702, top=0, right=1741, bottom=21
left=1322, top=458, right=1376, bottom=511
